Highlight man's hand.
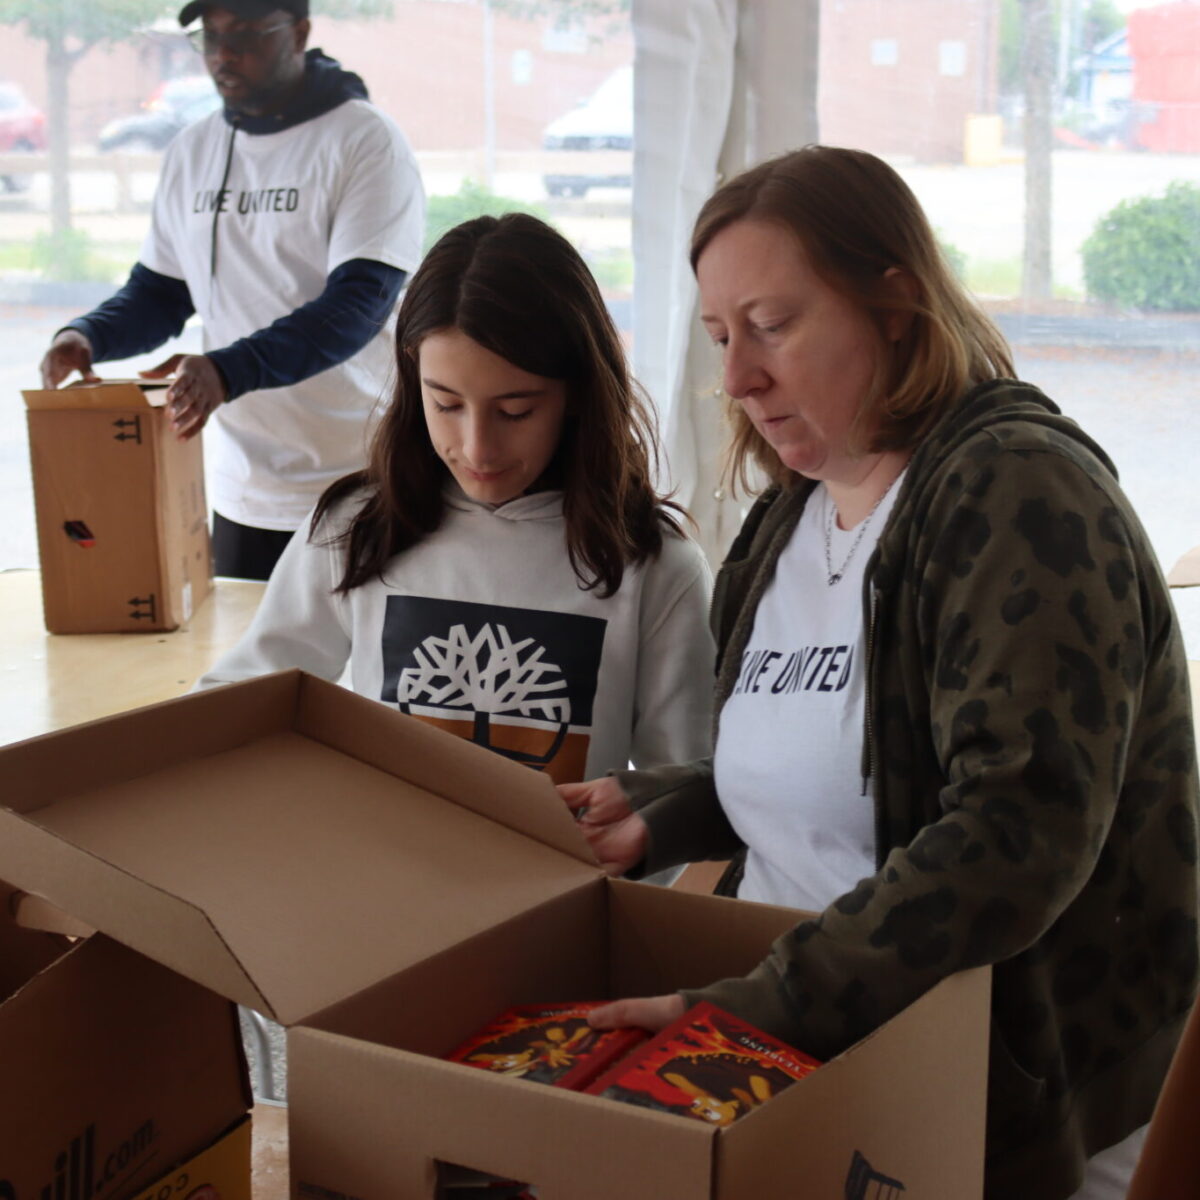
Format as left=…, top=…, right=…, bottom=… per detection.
left=558, top=776, right=648, bottom=876
left=141, top=353, right=227, bottom=439
left=40, top=329, right=99, bottom=389
left=588, top=993, right=686, bottom=1033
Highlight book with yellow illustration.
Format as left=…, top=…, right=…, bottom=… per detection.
left=444, top=1001, right=647, bottom=1091
left=583, top=1001, right=822, bottom=1126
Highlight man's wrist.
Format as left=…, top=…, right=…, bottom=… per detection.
left=204, top=354, right=233, bottom=402
left=60, top=319, right=102, bottom=361
left=204, top=347, right=250, bottom=401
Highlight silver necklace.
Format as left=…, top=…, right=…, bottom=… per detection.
left=822, top=485, right=888, bottom=586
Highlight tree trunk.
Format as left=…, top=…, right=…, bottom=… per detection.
left=1021, top=0, right=1054, bottom=301
left=46, top=33, right=73, bottom=237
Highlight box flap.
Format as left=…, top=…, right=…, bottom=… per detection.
left=0, top=672, right=602, bottom=1025
left=22, top=379, right=168, bottom=411
left=1168, top=543, right=1200, bottom=588
left=0, top=881, right=70, bottom=999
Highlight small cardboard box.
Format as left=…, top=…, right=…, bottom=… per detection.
left=0, top=893, right=250, bottom=1200
left=0, top=672, right=990, bottom=1200
left=23, top=380, right=213, bottom=633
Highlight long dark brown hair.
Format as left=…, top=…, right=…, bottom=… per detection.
left=691, top=145, right=1014, bottom=491
left=313, top=212, right=681, bottom=595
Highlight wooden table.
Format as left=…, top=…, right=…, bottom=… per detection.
left=0, top=569, right=265, bottom=743
left=0, top=569, right=287, bottom=1197
left=251, top=1102, right=289, bottom=1200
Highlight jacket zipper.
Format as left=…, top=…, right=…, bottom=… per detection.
left=861, top=579, right=879, bottom=799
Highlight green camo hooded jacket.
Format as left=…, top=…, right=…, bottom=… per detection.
left=623, top=378, right=1200, bottom=1199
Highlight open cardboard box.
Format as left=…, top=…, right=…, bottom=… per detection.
left=23, top=380, right=212, bottom=633
left=0, top=671, right=990, bottom=1199
left=0, top=884, right=249, bottom=1200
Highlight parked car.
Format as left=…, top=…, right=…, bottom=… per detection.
left=542, top=66, right=632, bottom=198
left=0, top=81, right=46, bottom=193
left=98, top=75, right=220, bottom=153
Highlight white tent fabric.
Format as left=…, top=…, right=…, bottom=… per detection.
left=631, top=0, right=820, bottom=564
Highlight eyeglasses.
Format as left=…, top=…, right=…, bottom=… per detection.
left=186, top=21, right=293, bottom=56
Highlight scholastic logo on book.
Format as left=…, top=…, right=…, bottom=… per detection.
left=844, top=1149, right=906, bottom=1199
left=297, top=1184, right=364, bottom=1200
left=0, top=1118, right=158, bottom=1200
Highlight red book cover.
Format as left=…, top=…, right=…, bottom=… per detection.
left=444, top=1001, right=647, bottom=1091
left=584, top=1001, right=821, bottom=1126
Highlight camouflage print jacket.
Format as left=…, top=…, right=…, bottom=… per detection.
left=623, top=379, right=1200, bottom=1199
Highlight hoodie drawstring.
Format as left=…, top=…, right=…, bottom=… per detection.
left=211, top=120, right=238, bottom=280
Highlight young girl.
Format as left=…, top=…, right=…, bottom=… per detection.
left=197, top=212, right=714, bottom=797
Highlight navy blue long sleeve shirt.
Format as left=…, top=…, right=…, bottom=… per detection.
left=68, top=256, right=405, bottom=400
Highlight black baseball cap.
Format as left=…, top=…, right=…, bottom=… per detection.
left=178, top=0, right=308, bottom=27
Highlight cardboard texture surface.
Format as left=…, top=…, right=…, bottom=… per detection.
left=0, top=931, right=249, bottom=1200
left=291, top=880, right=989, bottom=1200
left=0, top=671, right=991, bottom=1199
left=23, top=380, right=212, bottom=633
left=0, top=672, right=595, bottom=1024
left=0, top=881, right=66, bottom=995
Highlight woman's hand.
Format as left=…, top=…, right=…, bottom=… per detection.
left=558, top=776, right=648, bottom=876
left=588, top=993, right=686, bottom=1033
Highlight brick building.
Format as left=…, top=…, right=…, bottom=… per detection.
left=0, top=0, right=999, bottom=164
left=819, top=0, right=1001, bottom=163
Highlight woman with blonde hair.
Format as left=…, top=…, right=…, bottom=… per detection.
left=564, top=146, right=1199, bottom=1199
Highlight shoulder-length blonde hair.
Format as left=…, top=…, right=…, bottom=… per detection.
left=691, top=145, right=1014, bottom=491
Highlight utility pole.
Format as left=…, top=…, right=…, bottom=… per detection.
left=1021, top=0, right=1055, bottom=301
left=482, top=0, right=496, bottom=189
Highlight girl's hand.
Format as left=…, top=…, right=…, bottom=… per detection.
left=557, top=776, right=648, bottom=876
left=588, top=993, right=687, bottom=1033
left=558, top=775, right=632, bottom=823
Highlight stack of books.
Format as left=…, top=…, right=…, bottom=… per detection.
left=437, top=997, right=822, bottom=1197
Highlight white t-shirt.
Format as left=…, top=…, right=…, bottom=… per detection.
left=714, top=476, right=903, bottom=910
left=141, top=99, right=425, bottom=530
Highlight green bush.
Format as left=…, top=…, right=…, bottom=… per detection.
left=423, top=179, right=550, bottom=254
left=586, top=247, right=633, bottom=291
left=1081, top=181, right=1200, bottom=311
left=935, top=231, right=967, bottom=281
left=31, top=229, right=109, bottom=282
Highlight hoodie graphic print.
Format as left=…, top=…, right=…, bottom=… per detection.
left=381, top=595, right=606, bottom=782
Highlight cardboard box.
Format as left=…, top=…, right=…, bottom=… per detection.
left=129, top=1115, right=252, bottom=1200
left=0, top=902, right=250, bottom=1200
left=0, top=671, right=990, bottom=1200
left=23, top=380, right=212, bottom=633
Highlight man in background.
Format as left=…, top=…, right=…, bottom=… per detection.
left=39, top=0, right=425, bottom=579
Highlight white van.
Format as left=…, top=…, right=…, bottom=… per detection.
left=542, top=66, right=632, bottom=197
